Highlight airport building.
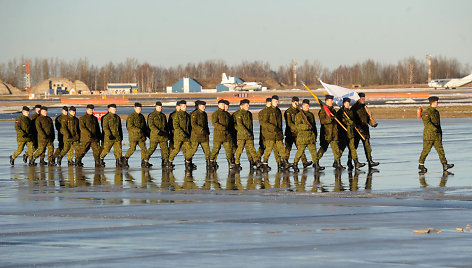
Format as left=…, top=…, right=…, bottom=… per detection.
left=107, top=83, right=138, bottom=94
left=168, top=77, right=203, bottom=93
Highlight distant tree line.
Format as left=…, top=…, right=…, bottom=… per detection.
left=0, top=56, right=470, bottom=92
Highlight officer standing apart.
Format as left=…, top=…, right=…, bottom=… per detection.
left=210, top=99, right=235, bottom=170
left=123, top=102, right=151, bottom=168
left=146, top=101, right=170, bottom=168
left=58, top=106, right=80, bottom=166
left=418, top=96, right=454, bottom=173
left=292, top=99, right=324, bottom=172
left=10, top=106, right=34, bottom=166
left=188, top=100, right=211, bottom=170
left=317, top=95, right=343, bottom=169
left=53, top=106, right=69, bottom=160
left=351, top=92, right=379, bottom=168
left=261, top=95, right=290, bottom=171
left=76, top=104, right=102, bottom=167
left=31, top=106, right=56, bottom=166
left=284, top=96, right=312, bottom=168
left=168, top=100, right=193, bottom=170
left=234, top=99, right=260, bottom=170
left=100, top=104, right=123, bottom=167
left=337, top=98, right=366, bottom=170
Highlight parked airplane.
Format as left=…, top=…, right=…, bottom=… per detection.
left=221, top=73, right=262, bottom=91
left=428, top=73, right=472, bottom=89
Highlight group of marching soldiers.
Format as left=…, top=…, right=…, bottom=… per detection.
left=10, top=94, right=381, bottom=172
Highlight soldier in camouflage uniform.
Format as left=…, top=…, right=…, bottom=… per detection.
left=53, top=106, right=69, bottom=160
left=209, top=99, right=235, bottom=169
left=351, top=92, right=379, bottom=168
left=418, top=96, right=454, bottom=173
left=123, top=102, right=151, bottom=168
left=234, top=99, right=260, bottom=170
left=76, top=104, right=102, bottom=167
left=167, top=101, right=180, bottom=151
left=337, top=98, right=366, bottom=170
left=261, top=95, right=289, bottom=171
left=257, top=98, right=272, bottom=160
left=291, top=99, right=324, bottom=172
left=58, top=106, right=80, bottom=166
left=316, top=95, right=343, bottom=169
left=30, top=107, right=56, bottom=166
left=100, top=104, right=123, bottom=167
left=284, top=96, right=312, bottom=168
left=146, top=101, right=170, bottom=168
left=226, top=101, right=237, bottom=156
left=188, top=100, right=211, bottom=169
left=28, top=104, right=45, bottom=164
left=168, top=100, right=193, bottom=170
left=10, top=106, right=34, bottom=166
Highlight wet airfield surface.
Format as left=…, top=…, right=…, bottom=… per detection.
left=1, top=119, right=472, bottom=267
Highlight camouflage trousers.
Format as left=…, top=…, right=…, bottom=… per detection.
left=210, top=141, right=233, bottom=161
left=12, top=141, right=34, bottom=160
left=235, top=139, right=259, bottom=164
left=353, top=136, right=373, bottom=161
left=147, top=140, right=170, bottom=161
left=317, top=139, right=342, bottom=161
left=77, top=140, right=101, bottom=161
left=285, top=136, right=308, bottom=163
left=294, top=142, right=318, bottom=164
left=33, top=140, right=55, bottom=161
left=124, top=139, right=147, bottom=160
left=187, top=140, right=211, bottom=160
left=339, top=137, right=358, bottom=160
left=60, top=141, right=80, bottom=161
left=100, top=140, right=123, bottom=160
left=263, top=139, right=287, bottom=163
left=419, top=139, right=447, bottom=164
left=169, top=140, right=190, bottom=161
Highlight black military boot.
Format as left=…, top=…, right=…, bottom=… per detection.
left=418, top=164, right=427, bottom=173
left=313, top=161, right=324, bottom=171
left=334, top=160, right=345, bottom=170
left=101, top=158, right=106, bottom=167
left=95, top=159, right=103, bottom=167
left=116, top=158, right=122, bottom=167
left=353, top=159, right=366, bottom=169
left=121, top=157, right=129, bottom=168
left=368, top=158, right=379, bottom=167
left=347, top=158, right=354, bottom=170
left=185, top=159, right=192, bottom=170
left=292, top=162, right=300, bottom=172
left=57, top=156, right=63, bottom=166
left=48, top=158, right=56, bottom=166
left=141, top=159, right=152, bottom=168
left=189, top=159, right=197, bottom=170
left=262, top=162, right=271, bottom=172
left=167, top=160, right=175, bottom=170
left=39, top=158, right=47, bottom=166
left=29, top=158, right=36, bottom=166
left=76, top=158, right=84, bottom=167
left=68, top=160, right=75, bottom=166
left=302, top=161, right=313, bottom=169
left=146, top=159, right=153, bottom=167
left=277, top=162, right=283, bottom=171
left=227, top=159, right=236, bottom=169
left=442, top=163, right=454, bottom=171
left=23, top=154, right=28, bottom=163
left=9, top=155, right=14, bottom=166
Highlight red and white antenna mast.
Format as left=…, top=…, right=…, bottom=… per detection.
left=24, top=60, right=31, bottom=95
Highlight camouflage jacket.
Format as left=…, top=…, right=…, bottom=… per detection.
left=36, top=115, right=55, bottom=142
left=234, top=109, right=254, bottom=140
left=337, top=106, right=355, bottom=139
left=79, top=113, right=101, bottom=142
left=422, top=106, right=442, bottom=141
left=212, top=108, right=232, bottom=143
left=351, top=101, right=370, bottom=138
left=319, top=106, right=338, bottom=141
left=61, top=115, right=80, bottom=142
left=15, top=114, right=32, bottom=142
left=103, top=113, right=123, bottom=141
left=173, top=110, right=191, bottom=142
left=148, top=110, right=168, bottom=142
left=190, top=109, right=210, bottom=143
left=55, top=114, right=67, bottom=139
left=295, top=110, right=317, bottom=145
left=261, top=106, right=284, bottom=141
left=126, top=112, right=147, bottom=142
left=284, top=106, right=299, bottom=138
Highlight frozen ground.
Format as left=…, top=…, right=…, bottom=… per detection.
left=1, top=119, right=472, bottom=267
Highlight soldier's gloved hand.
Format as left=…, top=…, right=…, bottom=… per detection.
left=109, top=135, right=116, bottom=140
left=158, top=131, right=167, bottom=137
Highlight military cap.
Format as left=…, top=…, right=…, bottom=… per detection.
left=34, top=104, right=42, bottom=109
left=325, top=94, right=334, bottom=100
left=240, top=99, right=250, bottom=105
left=69, top=106, right=77, bottom=111
left=109, top=104, right=117, bottom=108
left=22, top=106, right=30, bottom=111
left=358, top=92, right=366, bottom=97
left=155, top=101, right=162, bottom=106
left=40, top=106, right=48, bottom=111
left=302, top=99, right=310, bottom=105
left=134, top=102, right=142, bottom=107
left=107, top=104, right=112, bottom=108
left=428, top=96, right=439, bottom=102
left=196, top=100, right=206, bottom=106
left=176, top=101, right=181, bottom=106
left=343, top=98, right=351, bottom=103
left=86, top=104, right=95, bottom=109
left=291, top=96, right=299, bottom=102
left=179, top=100, right=187, bottom=105
left=265, top=97, right=272, bottom=103
left=62, top=106, right=68, bottom=111
left=223, top=100, right=230, bottom=105
left=218, top=99, right=226, bottom=104
left=271, top=95, right=279, bottom=100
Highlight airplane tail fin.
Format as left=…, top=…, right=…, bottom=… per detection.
left=222, top=73, right=228, bottom=83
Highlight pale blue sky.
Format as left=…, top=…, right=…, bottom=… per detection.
left=1, top=0, right=471, bottom=68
